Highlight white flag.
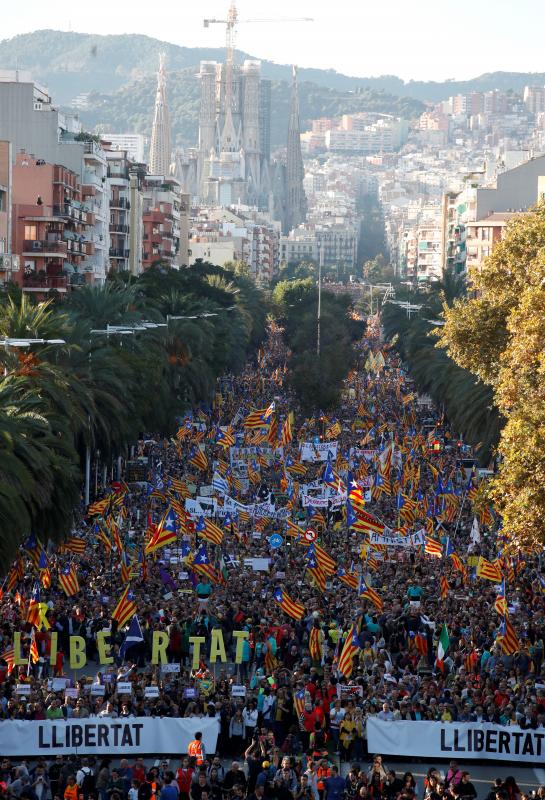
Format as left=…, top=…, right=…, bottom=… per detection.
left=470, top=516, right=481, bottom=544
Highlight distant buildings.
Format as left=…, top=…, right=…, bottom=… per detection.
left=106, top=134, right=146, bottom=164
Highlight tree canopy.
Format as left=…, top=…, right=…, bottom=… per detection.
left=437, top=205, right=545, bottom=549
left=0, top=264, right=267, bottom=571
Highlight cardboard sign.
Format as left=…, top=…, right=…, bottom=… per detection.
left=183, top=688, right=197, bottom=699
left=161, top=663, right=181, bottom=674
left=49, top=678, right=69, bottom=692
left=144, top=686, right=160, bottom=697
left=90, top=684, right=106, bottom=696
left=16, top=684, right=31, bottom=695
left=116, top=682, right=133, bottom=694
left=65, top=688, right=79, bottom=699
left=231, top=685, right=247, bottom=697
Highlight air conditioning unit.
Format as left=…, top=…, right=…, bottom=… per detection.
left=32, top=241, right=42, bottom=250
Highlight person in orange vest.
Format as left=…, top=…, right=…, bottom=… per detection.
left=187, top=731, right=206, bottom=766
left=64, top=776, right=79, bottom=800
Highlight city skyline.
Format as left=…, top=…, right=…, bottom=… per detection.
left=2, top=0, right=545, bottom=82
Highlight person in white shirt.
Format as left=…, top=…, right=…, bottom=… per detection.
left=242, top=701, right=259, bottom=741
left=377, top=702, right=395, bottom=721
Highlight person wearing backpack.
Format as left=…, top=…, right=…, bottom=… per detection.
left=76, top=761, right=95, bottom=800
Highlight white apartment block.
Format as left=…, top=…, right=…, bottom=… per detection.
left=105, top=134, right=146, bottom=164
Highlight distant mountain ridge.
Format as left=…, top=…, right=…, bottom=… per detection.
left=1, top=30, right=544, bottom=104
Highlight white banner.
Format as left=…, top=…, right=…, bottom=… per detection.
left=0, top=717, right=219, bottom=757
left=369, top=529, right=425, bottom=548
left=367, top=719, right=545, bottom=763
left=302, top=495, right=330, bottom=508
left=300, top=442, right=338, bottom=462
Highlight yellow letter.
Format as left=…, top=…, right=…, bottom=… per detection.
left=151, top=631, right=169, bottom=665
left=210, top=629, right=227, bottom=663
left=13, top=632, right=26, bottom=666
left=96, top=630, right=113, bottom=666
left=233, top=630, right=249, bottom=664
left=189, top=636, right=206, bottom=670
left=49, top=632, right=58, bottom=666
left=69, top=635, right=86, bottom=669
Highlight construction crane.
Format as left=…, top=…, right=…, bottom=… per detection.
left=204, top=2, right=313, bottom=140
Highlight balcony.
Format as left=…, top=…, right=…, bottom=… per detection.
left=22, top=272, right=67, bottom=292
left=110, top=197, right=130, bottom=210
left=23, top=239, right=67, bottom=257
left=110, top=223, right=129, bottom=234
left=109, top=248, right=130, bottom=259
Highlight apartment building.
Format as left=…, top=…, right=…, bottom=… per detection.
left=325, top=119, right=409, bottom=154
left=105, top=134, right=146, bottom=163
left=142, top=174, right=181, bottom=270
left=465, top=212, right=530, bottom=270
left=105, top=147, right=146, bottom=275
left=279, top=222, right=358, bottom=272
left=81, top=140, right=110, bottom=284
left=0, top=141, right=19, bottom=285
left=12, top=154, right=93, bottom=294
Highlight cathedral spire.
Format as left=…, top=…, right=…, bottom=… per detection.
left=149, top=53, right=172, bottom=176
left=285, top=65, right=307, bottom=234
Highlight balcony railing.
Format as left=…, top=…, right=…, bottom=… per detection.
left=109, top=248, right=130, bottom=259
left=23, top=239, right=67, bottom=255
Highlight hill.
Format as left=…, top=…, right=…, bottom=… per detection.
left=1, top=30, right=543, bottom=149
left=2, top=30, right=545, bottom=105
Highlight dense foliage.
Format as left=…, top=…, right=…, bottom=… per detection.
left=0, top=263, right=267, bottom=569
left=381, top=275, right=502, bottom=464
left=273, top=278, right=363, bottom=413
left=437, top=206, right=545, bottom=549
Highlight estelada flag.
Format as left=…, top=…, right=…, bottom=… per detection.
left=112, top=586, right=137, bottom=629
left=273, top=587, right=304, bottom=620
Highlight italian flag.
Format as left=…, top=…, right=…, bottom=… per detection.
left=436, top=623, right=450, bottom=671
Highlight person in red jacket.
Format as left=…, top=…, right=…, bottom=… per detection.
left=175, top=758, right=194, bottom=800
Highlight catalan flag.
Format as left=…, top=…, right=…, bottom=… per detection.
left=87, top=497, right=110, bottom=516
left=424, top=536, right=443, bottom=558
left=306, top=548, right=327, bottom=592
left=144, top=508, right=178, bottom=554
left=358, top=575, right=383, bottom=611
left=0, top=647, right=15, bottom=674
left=293, top=688, right=306, bottom=718
left=313, top=543, right=336, bottom=575
left=348, top=506, right=384, bottom=535
left=189, top=445, right=208, bottom=471
left=414, top=632, right=428, bottom=657
left=267, top=416, right=278, bottom=446
left=309, top=626, right=323, bottom=661
left=29, top=630, right=39, bottom=665
left=38, top=550, right=51, bottom=590
left=325, top=420, right=342, bottom=440
left=58, top=537, right=86, bottom=555
left=464, top=650, right=478, bottom=673
left=120, top=550, right=132, bottom=584
left=476, top=556, right=503, bottom=583
left=273, top=587, right=304, bottom=620
left=494, top=579, right=508, bottom=616
left=337, top=625, right=361, bottom=678
left=440, top=575, right=449, bottom=601
left=196, top=515, right=224, bottom=546
left=192, top=544, right=223, bottom=584
left=243, top=407, right=270, bottom=429
left=112, top=586, right=137, bottom=629
left=216, top=427, right=235, bottom=448
left=281, top=413, right=294, bottom=446
left=59, top=564, right=80, bottom=597
left=496, top=615, right=520, bottom=655
left=285, top=455, right=306, bottom=477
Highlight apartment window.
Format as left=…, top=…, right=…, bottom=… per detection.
left=25, top=225, right=37, bottom=241
left=481, top=228, right=491, bottom=241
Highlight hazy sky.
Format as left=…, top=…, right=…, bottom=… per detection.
left=3, top=0, right=545, bottom=81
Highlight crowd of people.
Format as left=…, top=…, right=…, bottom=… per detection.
left=0, top=318, right=544, bottom=795
left=0, top=753, right=543, bottom=800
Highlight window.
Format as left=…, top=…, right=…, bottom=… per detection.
left=24, top=225, right=37, bottom=241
